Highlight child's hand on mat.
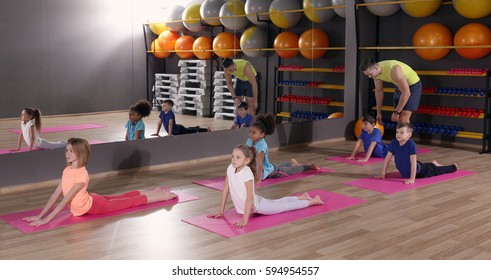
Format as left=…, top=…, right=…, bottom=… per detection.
left=404, top=179, right=415, bottom=185
left=207, top=213, right=223, bottom=219
left=345, top=156, right=356, bottom=160
left=28, top=218, right=49, bottom=227
left=151, top=133, right=161, bottom=137
left=11, top=148, right=20, bottom=151
left=357, top=158, right=368, bottom=163
left=234, top=220, right=248, bottom=228
left=374, top=174, right=385, bottom=179
left=22, top=215, right=40, bottom=222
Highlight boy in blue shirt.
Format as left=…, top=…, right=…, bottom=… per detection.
left=152, top=99, right=210, bottom=137
left=377, top=122, right=458, bottom=184
left=231, top=102, right=253, bottom=129
left=346, top=114, right=388, bottom=163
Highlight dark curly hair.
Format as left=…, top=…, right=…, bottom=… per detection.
left=252, top=114, right=275, bottom=135
left=130, top=100, right=152, bottom=118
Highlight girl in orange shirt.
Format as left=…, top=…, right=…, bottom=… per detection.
left=23, top=137, right=178, bottom=227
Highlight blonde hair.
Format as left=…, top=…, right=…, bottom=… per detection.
left=234, top=144, right=257, bottom=179
left=67, top=138, right=91, bottom=168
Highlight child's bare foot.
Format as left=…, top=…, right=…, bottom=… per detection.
left=161, top=191, right=178, bottom=200
left=453, top=163, right=459, bottom=170
left=310, top=163, right=319, bottom=171
left=298, top=192, right=312, bottom=200
left=207, top=127, right=212, bottom=132
left=308, top=195, right=324, bottom=206
left=432, top=160, right=443, bottom=166
left=290, top=158, right=300, bottom=166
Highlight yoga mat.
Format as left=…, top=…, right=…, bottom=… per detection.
left=9, top=123, right=105, bottom=134
left=182, top=189, right=366, bottom=238
left=342, top=169, right=476, bottom=194
left=0, top=140, right=106, bottom=155
left=0, top=189, right=199, bottom=233
left=192, top=167, right=336, bottom=191
left=326, top=147, right=432, bottom=166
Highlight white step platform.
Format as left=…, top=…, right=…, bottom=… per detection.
left=178, top=60, right=209, bottom=67
left=180, top=79, right=209, bottom=88
left=155, top=73, right=179, bottom=81
left=214, top=112, right=236, bottom=120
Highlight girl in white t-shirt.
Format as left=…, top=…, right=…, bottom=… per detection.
left=208, top=144, right=324, bottom=228
left=13, top=108, right=66, bottom=151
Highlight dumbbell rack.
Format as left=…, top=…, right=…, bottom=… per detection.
left=375, top=69, right=491, bottom=153
left=176, top=60, right=212, bottom=117
left=153, top=74, right=179, bottom=109
left=213, top=71, right=236, bottom=120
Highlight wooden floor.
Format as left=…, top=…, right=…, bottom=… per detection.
left=1, top=112, right=491, bottom=260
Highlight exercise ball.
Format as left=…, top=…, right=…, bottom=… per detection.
left=158, top=30, right=180, bottom=52
left=354, top=118, right=384, bottom=139
left=401, top=0, right=441, bottom=18
left=240, top=26, right=267, bottom=57
left=175, top=35, right=195, bottom=59
left=165, top=5, right=185, bottom=32
left=328, top=112, right=344, bottom=119
left=274, top=31, right=300, bottom=59
left=453, top=0, right=491, bottom=19
left=365, top=0, right=400, bottom=17
left=270, top=0, right=302, bottom=29
left=454, top=23, right=491, bottom=60
left=183, top=3, right=205, bottom=32
left=151, top=39, right=170, bottom=59
left=298, top=28, right=329, bottom=59
left=148, top=22, right=167, bottom=35
left=201, top=0, right=226, bottom=26
left=303, top=0, right=336, bottom=23
left=245, top=0, right=272, bottom=25
left=220, top=0, right=248, bottom=31
left=412, top=23, right=452, bottom=61
left=213, top=32, right=241, bottom=58
left=193, top=36, right=213, bottom=60
left=332, top=0, right=346, bottom=18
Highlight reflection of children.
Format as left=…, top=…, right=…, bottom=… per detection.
left=23, top=138, right=178, bottom=227
left=231, top=102, right=253, bottom=129
left=247, top=114, right=319, bottom=184
left=377, top=123, right=458, bottom=185
left=13, top=107, right=66, bottom=151
left=346, top=114, right=388, bottom=163
left=152, top=99, right=210, bottom=137
left=125, top=100, right=152, bottom=141
left=208, top=144, right=324, bottom=228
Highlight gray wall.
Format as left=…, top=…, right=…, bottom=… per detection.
left=0, top=0, right=147, bottom=117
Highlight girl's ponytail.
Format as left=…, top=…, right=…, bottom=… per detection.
left=34, top=109, right=42, bottom=132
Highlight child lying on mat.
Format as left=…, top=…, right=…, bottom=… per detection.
left=376, top=122, right=458, bottom=185
left=346, top=114, right=388, bottom=163
left=23, top=137, right=178, bottom=227
left=247, top=114, right=319, bottom=184
left=208, top=144, right=324, bottom=228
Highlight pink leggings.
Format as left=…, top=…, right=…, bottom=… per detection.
left=86, top=191, right=148, bottom=215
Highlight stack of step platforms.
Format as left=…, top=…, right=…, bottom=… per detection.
left=213, top=71, right=236, bottom=120
left=176, top=60, right=212, bottom=117
left=154, top=73, right=179, bottom=109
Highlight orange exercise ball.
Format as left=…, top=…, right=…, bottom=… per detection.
left=274, top=32, right=299, bottom=59
left=175, top=35, right=195, bottom=59
left=328, top=112, right=343, bottom=119
left=212, top=32, right=240, bottom=58
left=454, top=23, right=491, bottom=60
left=151, top=39, right=170, bottom=59
left=193, top=36, right=212, bottom=60
left=353, top=118, right=384, bottom=139
left=298, top=28, right=329, bottom=60
left=412, top=23, right=452, bottom=61
left=158, top=30, right=180, bottom=52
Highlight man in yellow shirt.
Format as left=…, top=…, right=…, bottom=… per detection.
left=222, top=58, right=259, bottom=115
left=360, top=58, right=422, bottom=124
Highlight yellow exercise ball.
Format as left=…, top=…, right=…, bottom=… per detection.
left=401, top=0, right=441, bottom=18
left=353, top=118, right=385, bottom=139
left=453, top=0, right=491, bottom=19
left=148, top=22, right=167, bottom=35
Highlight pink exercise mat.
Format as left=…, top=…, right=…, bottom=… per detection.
left=182, top=189, right=366, bottom=238
left=192, top=167, right=336, bottom=191
left=326, top=147, right=432, bottom=166
left=0, top=189, right=199, bottom=233
left=9, top=123, right=105, bottom=134
left=342, top=169, right=476, bottom=194
left=0, top=140, right=106, bottom=155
